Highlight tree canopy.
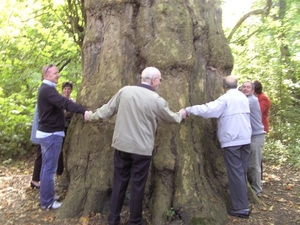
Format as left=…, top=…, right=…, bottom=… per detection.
left=222, top=0, right=300, bottom=167
left=0, top=0, right=82, bottom=157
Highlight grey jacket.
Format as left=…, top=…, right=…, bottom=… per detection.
left=30, top=105, right=39, bottom=144
left=89, top=84, right=182, bottom=156
left=247, top=94, right=266, bottom=136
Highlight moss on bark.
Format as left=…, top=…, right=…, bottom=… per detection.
left=57, top=0, right=235, bottom=224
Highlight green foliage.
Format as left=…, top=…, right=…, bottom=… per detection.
left=0, top=91, right=35, bottom=157
left=0, top=0, right=84, bottom=158
left=223, top=0, right=300, bottom=168
left=264, top=139, right=300, bottom=169
left=0, top=0, right=82, bottom=96
left=164, top=207, right=176, bottom=222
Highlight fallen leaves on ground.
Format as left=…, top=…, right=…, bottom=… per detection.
left=0, top=154, right=299, bottom=225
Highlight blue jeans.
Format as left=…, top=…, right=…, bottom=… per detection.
left=39, top=134, right=63, bottom=207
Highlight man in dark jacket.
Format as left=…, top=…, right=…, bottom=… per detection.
left=36, top=64, right=88, bottom=210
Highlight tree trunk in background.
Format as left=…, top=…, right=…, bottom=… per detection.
left=57, top=0, right=234, bottom=224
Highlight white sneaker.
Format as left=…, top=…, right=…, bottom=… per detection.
left=41, top=201, right=62, bottom=210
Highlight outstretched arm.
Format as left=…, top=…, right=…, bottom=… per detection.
left=185, top=98, right=225, bottom=119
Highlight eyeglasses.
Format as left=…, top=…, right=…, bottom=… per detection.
left=44, top=64, right=54, bottom=75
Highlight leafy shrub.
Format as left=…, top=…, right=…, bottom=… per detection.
left=164, top=207, right=176, bottom=222
left=0, top=91, right=35, bottom=158
left=264, top=119, right=300, bottom=169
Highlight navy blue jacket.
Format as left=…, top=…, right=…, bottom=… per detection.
left=37, top=83, right=86, bottom=133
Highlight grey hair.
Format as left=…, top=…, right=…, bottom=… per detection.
left=42, top=64, right=54, bottom=76
left=141, top=67, right=161, bottom=82
left=243, top=81, right=255, bottom=90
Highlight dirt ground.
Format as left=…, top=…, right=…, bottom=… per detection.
left=0, top=154, right=299, bottom=225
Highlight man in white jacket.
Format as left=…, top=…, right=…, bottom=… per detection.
left=184, top=75, right=252, bottom=219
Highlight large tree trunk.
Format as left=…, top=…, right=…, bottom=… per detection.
left=57, top=0, right=234, bottom=224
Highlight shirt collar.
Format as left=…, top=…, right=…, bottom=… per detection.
left=42, top=79, right=57, bottom=88
left=137, top=83, right=154, bottom=91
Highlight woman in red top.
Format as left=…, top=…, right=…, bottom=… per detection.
left=253, top=80, right=271, bottom=133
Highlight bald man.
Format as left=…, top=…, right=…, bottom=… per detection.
left=85, top=67, right=186, bottom=225
left=184, top=75, right=252, bottom=218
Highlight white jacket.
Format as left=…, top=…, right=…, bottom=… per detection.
left=186, top=89, right=251, bottom=148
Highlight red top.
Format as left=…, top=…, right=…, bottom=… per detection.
left=257, top=92, right=271, bottom=133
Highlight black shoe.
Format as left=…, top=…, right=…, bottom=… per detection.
left=227, top=209, right=250, bottom=219
left=30, top=181, right=40, bottom=189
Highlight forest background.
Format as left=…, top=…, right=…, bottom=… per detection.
left=0, top=0, right=299, bottom=170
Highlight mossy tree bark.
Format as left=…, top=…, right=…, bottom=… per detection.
left=57, top=0, right=235, bottom=224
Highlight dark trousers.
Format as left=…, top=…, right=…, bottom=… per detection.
left=32, top=145, right=42, bottom=181
left=108, top=150, right=151, bottom=225
left=56, top=151, right=64, bottom=175
left=223, top=144, right=250, bottom=210
left=57, top=127, right=68, bottom=175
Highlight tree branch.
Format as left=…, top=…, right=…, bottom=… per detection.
left=226, top=0, right=272, bottom=42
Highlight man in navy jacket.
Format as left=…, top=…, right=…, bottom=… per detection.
left=36, top=64, right=89, bottom=210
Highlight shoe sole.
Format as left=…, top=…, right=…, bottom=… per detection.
left=228, top=212, right=249, bottom=219
left=41, top=207, right=60, bottom=210
left=41, top=201, right=61, bottom=210
left=41, top=206, right=61, bottom=210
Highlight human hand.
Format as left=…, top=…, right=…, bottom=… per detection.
left=179, top=109, right=187, bottom=119
left=84, top=110, right=92, bottom=121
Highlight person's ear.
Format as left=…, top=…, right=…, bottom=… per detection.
left=151, top=78, right=155, bottom=85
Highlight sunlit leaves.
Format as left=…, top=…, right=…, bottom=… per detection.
left=0, top=0, right=81, bottom=96
left=0, top=92, right=35, bottom=157
left=0, top=0, right=83, bottom=157
left=223, top=0, right=300, bottom=168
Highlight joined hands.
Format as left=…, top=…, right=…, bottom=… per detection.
left=84, top=110, right=92, bottom=121
left=179, top=109, right=187, bottom=119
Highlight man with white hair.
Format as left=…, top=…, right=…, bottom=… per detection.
left=85, top=66, right=186, bottom=225
left=242, top=81, right=266, bottom=197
